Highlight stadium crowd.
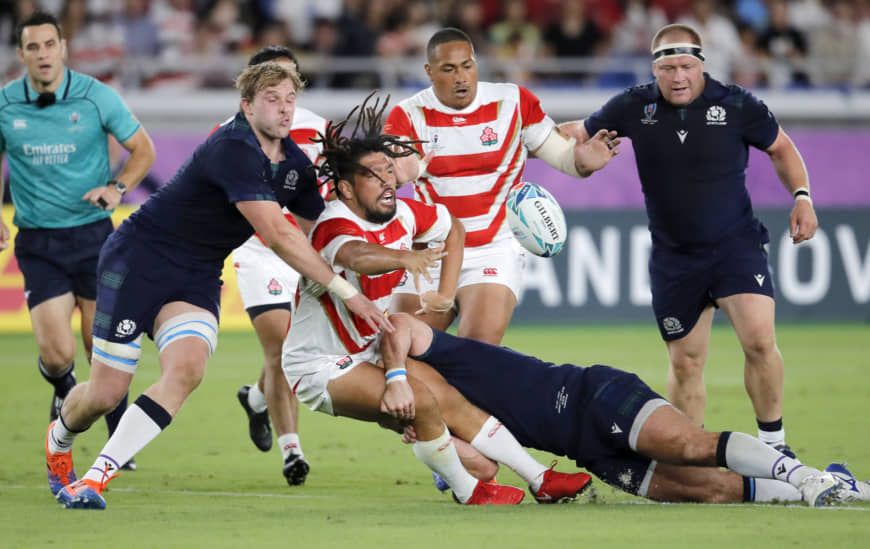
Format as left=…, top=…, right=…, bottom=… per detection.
left=1, top=0, right=869, bottom=90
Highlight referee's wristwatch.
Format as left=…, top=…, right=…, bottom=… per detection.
left=107, top=179, right=127, bottom=196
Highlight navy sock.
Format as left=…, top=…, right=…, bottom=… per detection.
left=742, top=476, right=756, bottom=502
left=105, top=392, right=129, bottom=436
left=38, top=358, right=76, bottom=398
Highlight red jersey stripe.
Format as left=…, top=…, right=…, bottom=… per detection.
left=426, top=109, right=520, bottom=178
left=421, top=101, right=500, bottom=127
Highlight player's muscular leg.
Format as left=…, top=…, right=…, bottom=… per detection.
left=455, top=283, right=516, bottom=345
left=665, top=306, right=714, bottom=425
left=718, top=294, right=783, bottom=422
left=59, top=361, right=133, bottom=430
left=30, top=293, right=77, bottom=373
left=252, top=309, right=298, bottom=434
left=646, top=463, right=743, bottom=503
left=635, top=405, right=720, bottom=466
left=143, top=303, right=214, bottom=416
left=75, top=296, right=96, bottom=362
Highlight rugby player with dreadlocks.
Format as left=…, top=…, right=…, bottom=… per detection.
left=279, top=94, right=595, bottom=504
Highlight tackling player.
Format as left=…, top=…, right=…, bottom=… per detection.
left=46, top=62, right=390, bottom=510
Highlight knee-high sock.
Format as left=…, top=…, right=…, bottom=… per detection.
left=717, top=432, right=818, bottom=489
left=470, top=416, right=548, bottom=491
left=744, top=477, right=802, bottom=502
left=39, top=358, right=76, bottom=398
left=104, top=392, right=129, bottom=436
left=83, top=395, right=172, bottom=483
left=413, top=426, right=478, bottom=502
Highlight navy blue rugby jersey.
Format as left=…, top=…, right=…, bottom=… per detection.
left=585, top=75, right=779, bottom=249
left=125, top=112, right=323, bottom=269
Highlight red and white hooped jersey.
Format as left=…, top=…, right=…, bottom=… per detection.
left=283, top=198, right=451, bottom=364
left=384, top=82, right=555, bottom=248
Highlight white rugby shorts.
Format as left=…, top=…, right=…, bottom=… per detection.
left=232, top=235, right=300, bottom=309
left=283, top=345, right=382, bottom=416
left=392, top=237, right=527, bottom=299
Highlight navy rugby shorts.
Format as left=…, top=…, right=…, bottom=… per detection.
left=574, top=365, right=664, bottom=497
left=649, top=223, right=775, bottom=341
left=14, top=217, right=113, bottom=308
left=92, top=227, right=222, bottom=344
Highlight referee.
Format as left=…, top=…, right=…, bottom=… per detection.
left=0, top=11, right=155, bottom=456
left=561, top=23, right=817, bottom=458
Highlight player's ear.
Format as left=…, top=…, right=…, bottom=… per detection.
left=424, top=63, right=432, bottom=81
left=336, top=178, right=353, bottom=200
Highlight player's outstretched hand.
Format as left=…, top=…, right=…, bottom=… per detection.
left=82, top=185, right=122, bottom=211
left=381, top=378, right=415, bottom=421
left=344, top=294, right=395, bottom=333
left=401, top=425, right=418, bottom=444
left=393, top=148, right=434, bottom=186
left=575, top=129, right=620, bottom=174
left=416, top=291, right=454, bottom=315
left=790, top=200, right=818, bottom=244
left=404, top=242, right=446, bottom=290
left=0, top=218, right=10, bottom=250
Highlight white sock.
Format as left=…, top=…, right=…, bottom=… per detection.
left=723, top=432, right=817, bottom=488
left=248, top=383, right=267, bottom=413
left=753, top=478, right=802, bottom=502
left=470, top=416, right=547, bottom=491
left=83, top=398, right=170, bottom=483
left=48, top=416, right=79, bottom=454
left=757, top=428, right=786, bottom=446
left=413, top=426, right=478, bottom=502
left=278, top=433, right=303, bottom=461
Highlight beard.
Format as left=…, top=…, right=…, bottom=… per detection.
left=364, top=202, right=397, bottom=224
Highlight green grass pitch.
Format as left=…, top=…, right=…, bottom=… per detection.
left=1, top=322, right=868, bottom=548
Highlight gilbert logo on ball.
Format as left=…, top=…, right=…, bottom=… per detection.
left=506, top=182, right=567, bottom=257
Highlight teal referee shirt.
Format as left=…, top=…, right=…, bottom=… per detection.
left=0, top=68, right=141, bottom=229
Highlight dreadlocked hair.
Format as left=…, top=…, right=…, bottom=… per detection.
left=314, top=92, right=426, bottom=197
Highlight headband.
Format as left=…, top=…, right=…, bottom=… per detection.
left=652, top=42, right=705, bottom=62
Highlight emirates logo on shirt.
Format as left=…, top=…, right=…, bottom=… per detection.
left=480, top=126, right=498, bottom=146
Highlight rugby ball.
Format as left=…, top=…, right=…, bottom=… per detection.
left=506, top=182, right=567, bottom=257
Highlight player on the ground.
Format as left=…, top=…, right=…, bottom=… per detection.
left=0, top=11, right=154, bottom=471
left=384, top=27, right=619, bottom=346
left=230, top=45, right=328, bottom=486
left=386, top=313, right=856, bottom=507
left=280, top=95, right=593, bottom=504
left=560, top=23, right=818, bottom=457
left=46, top=62, right=391, bottom=510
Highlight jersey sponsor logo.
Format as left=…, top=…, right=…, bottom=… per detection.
left=13, top=119, right=26, bottom=129
left=676, top=130, right=688, bottom=144
left=284, top=169, right=299, bottom=191
left=610, top=422, right=623, bottom=434
left=267, top=278, right=283, bottom=295
left=641, top=103, right=658, bottom=125
left=336, top=355, right=353, bottom=369
left=482, top=267, right=498, bottom=277
left=22, top=143, right=76, bottom=166
left=662, top=316, right=684, bottom=335
left=754, top=274, right=766, bottom=287
left=706, top=106, right=727, bottom=126
left=115, top=319, right=136, bottom=337
left=555, top=385, right=568, bottom=413
left=480, top=126, right=498, bottom=146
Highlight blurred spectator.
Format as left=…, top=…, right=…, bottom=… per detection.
left=788, top=0, right=832, bottom=32
left=117, top=0, right=161, bottom=88
left=60, top=0, right=125, bottom=86
left=252, top=18, right=292, bottom=51
left=265, top=0, right=341, bottom=48
left=609, top=0, right=668, bottom=56
left=650, top=0, right=695, bottom=21
left=444, top=0, right=490, bottom=56
left=330, top=0, right=379, bottom=88
left=678, top=0, right=742, bottom=81
left=734, top=0, right=768, bottom=31
left=733, top=22, right=766, bottom=88
left=757, top=0, right=809, bottom=89
left=489, top=0, right=541, bottom=83
left=199, top=0, right=253, bottom=53
left=541, top=0, right=604, bottom=83
left=147, top=0, right=196, bottom=89
left=808, top=0, right=858, bottom=87
left=0, top=0, right=39, bottom=47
